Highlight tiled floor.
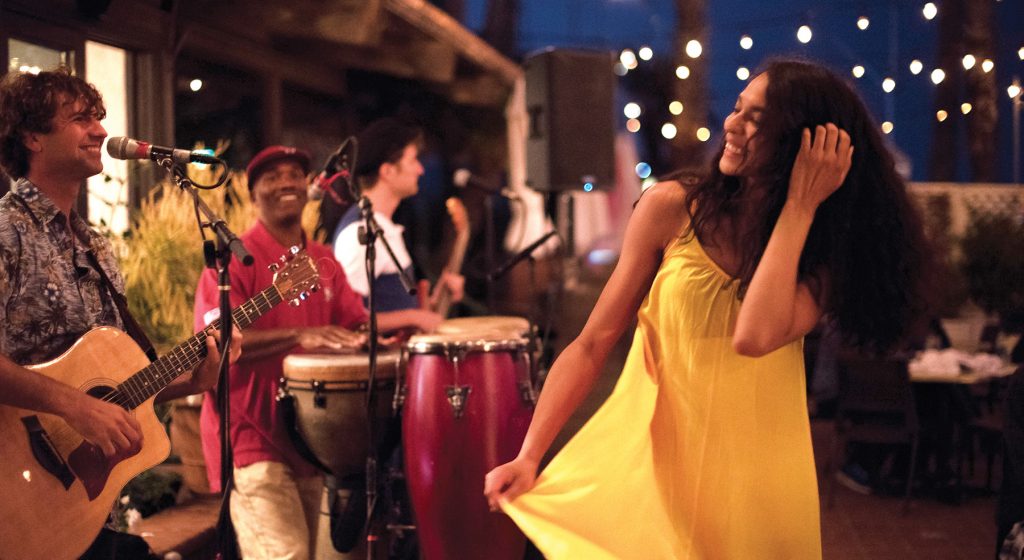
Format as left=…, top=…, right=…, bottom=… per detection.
left=812, top=420, right=998, bottom=560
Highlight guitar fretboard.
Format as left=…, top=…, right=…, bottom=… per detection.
left=113, top=285, right=283, bottom=409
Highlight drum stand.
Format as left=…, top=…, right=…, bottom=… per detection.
left=356, top=194, right=417, bottom=560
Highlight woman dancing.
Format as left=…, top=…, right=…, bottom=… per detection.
left=484, top=58, right=929, bottom=559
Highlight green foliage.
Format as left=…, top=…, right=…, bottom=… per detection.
left=959, top=210, right=1024, bottom=319
left=115, top=171, right=253, bottom=352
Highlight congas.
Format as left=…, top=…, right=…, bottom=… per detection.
left=401, top=333, right=535, bottom=560
left=282, top=353, right=399, bottom=477
left=435, top=315, right=531, bottom=338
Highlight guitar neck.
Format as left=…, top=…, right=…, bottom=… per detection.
left=435, top=233, right=469, bottom=318
left=112, top=285, right=284, bottom=409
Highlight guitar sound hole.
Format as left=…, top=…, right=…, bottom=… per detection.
left=85, top=385, right=126, bottom=411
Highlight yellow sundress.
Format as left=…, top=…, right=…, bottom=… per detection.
left=503, top=234, right=821, bottom=559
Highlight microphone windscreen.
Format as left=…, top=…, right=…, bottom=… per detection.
left=106, top=136, right=132, bottom=160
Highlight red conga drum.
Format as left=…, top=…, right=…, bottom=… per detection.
left=401, top=332, right=535, bottom=560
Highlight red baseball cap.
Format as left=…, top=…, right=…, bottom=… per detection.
left=246, top=145, right=311, bottom=190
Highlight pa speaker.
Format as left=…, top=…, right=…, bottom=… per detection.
left=524, top=49, right=615, bottom=192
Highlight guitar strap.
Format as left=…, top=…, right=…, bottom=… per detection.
left=73, top=230, right=159, bottom=364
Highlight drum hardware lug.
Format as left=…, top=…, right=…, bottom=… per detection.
left=312, top=380, right=326, bottom=408
left=393, top=384, right=408, bottom=413
left=445, top=385, right=472, bottom=418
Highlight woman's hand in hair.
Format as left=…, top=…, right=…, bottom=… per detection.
left=786, top=123, right=853, bottom=215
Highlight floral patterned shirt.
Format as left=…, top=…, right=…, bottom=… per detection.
left=0, top=179, right=124, bottom=365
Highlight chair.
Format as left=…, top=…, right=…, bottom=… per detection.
left=823, top=356, right=920, bottom=513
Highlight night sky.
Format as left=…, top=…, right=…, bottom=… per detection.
left=463, top=0, right=1024, bottom=183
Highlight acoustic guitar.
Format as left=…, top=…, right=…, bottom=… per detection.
left=0, top=250, right=319, bottom=560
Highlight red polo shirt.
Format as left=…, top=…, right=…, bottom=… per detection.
left=194, top=221, right=368, bottom=491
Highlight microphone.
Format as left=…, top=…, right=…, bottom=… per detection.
left=106, top=136, right=221, bottom=165
left=309, top=138, right=354, bottom=203
left=452, top=169, right=518, bottom=199
left=488, top=230, right=558, bottom=281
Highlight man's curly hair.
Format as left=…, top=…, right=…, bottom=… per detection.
left=0, top=67, right=106, bottom=179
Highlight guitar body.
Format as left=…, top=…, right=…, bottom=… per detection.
left=0, top=327, right=170, bottom=560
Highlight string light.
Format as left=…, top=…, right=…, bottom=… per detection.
left=881, top=121, right=894, bottom=134
left=882, top=77, right=896, bottom=93
left=857, top=16, right=870, bottom=30
left=675, top=65, right=691, bottom=79
left=797, top=25, right=813, bottom=44
left=1019, top=47, right=1024, bottom=60
left=696, top=127, right=711, bottom=142
left=962, top=54, right=976, bottom=70
left=614, top=63, right=628, bottom=76
left=737, top=67, right=750, bottom=80
left=1009, top=83, right=1022, bottom=99
left=624, top=102, right=642, bottom=119
left=909, top=60, right=924, bottom=75
left=635, top=162, right=653, bottom=179
left=961, top=103, right=973, bottom=114
left=852, top=65, right=865, bottom=78
left=740, top=35, right=753, bottom=50
left=936, top=110, right=949, bottom=122
left=931, top=69, right=946, bottom=84
left=638, top=46, right=653, bottom=61
left=661, top=123, right=678, bottom=140
left=669, top=101, right=684, bottom=115
left=620, top=49, right=638, bottom=70
left=685, top=40, right=702, bottom=59
left=982, top=59, right=994, bottom=73
left=922, top=2, right=937, bottom=20
left=189, top=79, right=203, bottom=92
left=626, top=118, right=641, bottom=133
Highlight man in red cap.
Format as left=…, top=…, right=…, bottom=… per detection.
left=194, top=145, right=432, bottom=558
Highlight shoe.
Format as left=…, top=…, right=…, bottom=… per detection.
left=835, top=463, right=872, bottom=495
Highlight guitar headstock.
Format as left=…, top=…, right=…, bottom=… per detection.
left=271, top=247, right=320, bottom=305
left=445, top=197, right=469, bottom=235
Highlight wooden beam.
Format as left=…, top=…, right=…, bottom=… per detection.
left=445, top=74, right=510, bottom=107
left=178, top=23, right=347, bottom=97
left=385, top=0, right=522, bottom=85
left=262, top=0, right=386, bottom=48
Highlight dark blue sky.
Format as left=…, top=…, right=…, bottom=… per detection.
left=463, top=0, right=1024, bottom=183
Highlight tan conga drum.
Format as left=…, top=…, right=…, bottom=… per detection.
left=435, top=315, right=531, bottom=338
left=281, top=352, right=399, bottom=477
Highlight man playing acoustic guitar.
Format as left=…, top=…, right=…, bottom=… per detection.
left=0, top=68, right=239, bottom=558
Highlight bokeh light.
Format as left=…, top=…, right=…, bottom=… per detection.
left=852, top=65, right=865, bottom=78
left=740, top=35, right=753, bottom=50
left=797, top=25, right=813, bottom=44
left=881, top=121, right=894, bottom=134
left=675, top=65, right=691, bottom=79
left=624, top=102, right=642, bottom=119
left=661, top=123, right=678, bottom=140
left=909, top=60, right=923, bottom=75
left=669, top=101, right=684, bottom=115
left=696, top=127, right=711, bottom=142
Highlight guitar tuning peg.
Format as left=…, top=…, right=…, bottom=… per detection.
left=289, top=299, right=301, bottom=307
left=299, top=292, right=309, bottom=301
left=279, top=255, right=288, bottom=263
left=268, top=263, right=279, bottom=273
left=309, top=285, right=319, bottom=293
left=290, top=246, right=300, bottom=255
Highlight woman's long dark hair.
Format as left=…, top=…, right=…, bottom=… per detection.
left=684, top=58, right=931, bottom=353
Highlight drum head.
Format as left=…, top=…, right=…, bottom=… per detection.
left=283, top=352, right=399, bottom=382
left=436, top=316, right=530, bottom=337
left=406, top=333, right=527, bottom=354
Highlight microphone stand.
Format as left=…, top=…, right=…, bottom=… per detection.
left=155, top=157, right=251, bottom=560
left=339, top=149, right=415, bottom=560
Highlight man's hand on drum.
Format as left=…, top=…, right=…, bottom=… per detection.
left=483, top=456, right=540, bottom=512
left=297, top=326, right=367, bottom=353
